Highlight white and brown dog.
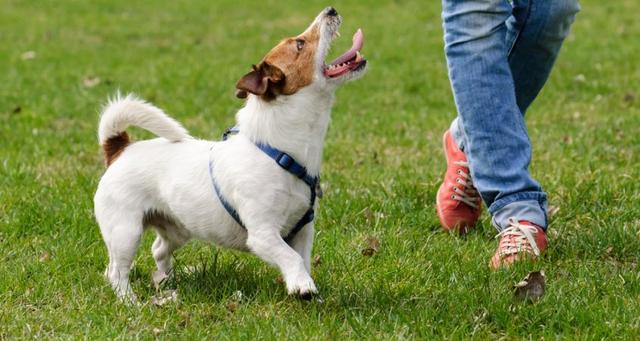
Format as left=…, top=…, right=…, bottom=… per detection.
left=94, top=7, right=366, bottom=302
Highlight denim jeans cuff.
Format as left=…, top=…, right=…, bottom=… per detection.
left=489, top=192, right=548, bottom=231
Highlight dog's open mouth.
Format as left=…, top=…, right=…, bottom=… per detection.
left=324, top=29, right=366, bottom=78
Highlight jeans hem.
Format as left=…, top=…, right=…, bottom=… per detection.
left=489, top=192, right=548, bottom=231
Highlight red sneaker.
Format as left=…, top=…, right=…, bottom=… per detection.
left=436, top=130, right=482, bottom=234
left=489, top=218, right=548, bottom=270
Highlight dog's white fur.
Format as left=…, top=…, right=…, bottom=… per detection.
left=98, top=96, right=190, bottom=145
left=94, top=8, right=366, bottom=302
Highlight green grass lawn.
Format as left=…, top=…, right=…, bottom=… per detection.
left=1, top=0, right=639, bottom=338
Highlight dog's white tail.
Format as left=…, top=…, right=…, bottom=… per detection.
left=98, top=94, right=190, bottom=145
left=98, top=94, right=191, bottom=165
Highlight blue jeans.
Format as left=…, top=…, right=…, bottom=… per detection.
left=442, top=0, right=580, bottom=231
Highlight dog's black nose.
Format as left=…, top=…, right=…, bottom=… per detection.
left=326, top=7, right=338, bottom=16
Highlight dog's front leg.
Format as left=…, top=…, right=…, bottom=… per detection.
left=246, top=226, right=317, bottom=299
left=289, top=224, right=314, bottom=273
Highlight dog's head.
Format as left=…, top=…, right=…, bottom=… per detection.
left=235, top=7, right=367, bottom=100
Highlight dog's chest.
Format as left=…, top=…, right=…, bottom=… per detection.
left=200, top=142, right=317, bottom=244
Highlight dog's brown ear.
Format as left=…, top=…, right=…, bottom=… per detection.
left=235, top=65, right=265, bottom=99
left=235, top=63, right=284, bottom=99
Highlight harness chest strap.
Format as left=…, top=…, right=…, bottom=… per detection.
left=210, top=127, right=319, bottom=244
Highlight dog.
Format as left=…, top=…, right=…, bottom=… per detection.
left=94, top=7, right=366, bottom=302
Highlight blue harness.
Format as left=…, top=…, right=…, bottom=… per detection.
left=209, top=127, right=319, bottom=244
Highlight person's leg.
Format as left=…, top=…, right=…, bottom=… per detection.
left=442, top=0, right=547, bottom=230
left=489, top=0, right=580, bottom=229
left=507, top=0, right=581, bottom=113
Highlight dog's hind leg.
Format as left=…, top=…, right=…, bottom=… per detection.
left=288, top=224, right=315, bottom=273
left=150, top=222, right=189, bottom=287
left=97, top=210, right=144, bottom=304
left=246, top=226, right=317, bottom=299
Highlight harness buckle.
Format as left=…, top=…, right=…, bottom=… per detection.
left=276, top=153, right=294, bottom=170
left=222, top=126, right=239, bottom=141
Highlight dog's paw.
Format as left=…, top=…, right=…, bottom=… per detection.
left=298, top=290, right=316, bottom=301
left=287, top=276, right=318, bottom=300
left=152, top=270, right=169, bottom=289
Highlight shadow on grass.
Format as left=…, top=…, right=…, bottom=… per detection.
left=127, top=247, right=282, bottom=305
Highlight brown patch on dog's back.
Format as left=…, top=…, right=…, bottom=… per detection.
left=103, top=132, right=130, bottom=166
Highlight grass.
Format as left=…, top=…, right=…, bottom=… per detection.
left=1, top=0, right=639, bottom=338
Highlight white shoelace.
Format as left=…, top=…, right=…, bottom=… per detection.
left=450, top=160, right=480, bottom=209
left=495, top=218, right=541, bottom=257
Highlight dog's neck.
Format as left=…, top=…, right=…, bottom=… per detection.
left=236, top=87, right=334, bottom=177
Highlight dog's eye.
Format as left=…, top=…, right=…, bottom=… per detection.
left=296, top=39, right=305, bottom=51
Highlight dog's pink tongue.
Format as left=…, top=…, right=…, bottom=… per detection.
left=329, top=29, right=364, bottom=66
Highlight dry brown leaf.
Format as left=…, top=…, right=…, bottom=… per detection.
left=21, top=51, right=36, bottom=60
left=179, top=311, right=190, bottom=327
left=39, top=252, right=50, bottom=262
left=225, top=302, right=239, bottom=312
left=514, top=271, right=545, bottom=302
left=362, top=207, right=374, bottom=223
left=361, top=236, right=380, bottom=257
left=313, top=255, right=322, bottom=266
left=83, top=76, right=101, bottom=88
left=623, top=92, right=635, bottom=104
